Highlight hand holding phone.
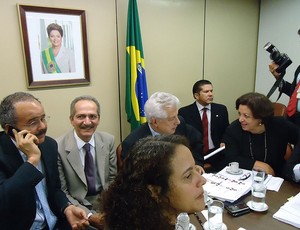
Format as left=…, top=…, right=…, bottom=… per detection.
left=7, top=126, right=19, bottom=138
left=7, top=126, right=41, bottom=165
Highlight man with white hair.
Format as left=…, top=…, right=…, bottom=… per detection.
left=121, top=92, right=204, bottom=168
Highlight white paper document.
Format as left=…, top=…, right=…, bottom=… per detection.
left=273, top=192, right=300, bottom=228
left=265, top=176, right=284, bottom=192
left=204, top=146, right=225, bottom=160
left=202, top=167, right=252, bottom=202
left=202, top=167, right=284, bottom=203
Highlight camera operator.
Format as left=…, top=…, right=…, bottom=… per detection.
left=268, top=29, right=300, bottom=126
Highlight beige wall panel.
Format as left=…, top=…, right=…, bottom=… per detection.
left=118, top=0, right=205, bottom=139
left=0, top=0, right=120, bottom=143
left=0, top=0, right=260, bottom=145
left=204, top=0, right=260, bottom=122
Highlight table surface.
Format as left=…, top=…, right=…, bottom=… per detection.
left=190, top=180, right=300, bottom=230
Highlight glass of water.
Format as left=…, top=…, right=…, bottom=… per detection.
left=251, top=182, right=267, bottom=210
left=252, top=168, right=265, bottom=184
left=208, top=200, right=224, bottom=230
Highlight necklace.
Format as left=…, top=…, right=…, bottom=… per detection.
left=248, top=132, right=267, bottom=162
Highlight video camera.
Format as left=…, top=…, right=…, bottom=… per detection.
left=264, top=42, right=292, bottom=73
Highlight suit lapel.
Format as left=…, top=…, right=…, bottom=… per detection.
left=65, top=134, right=87, bottom=185
left=94, top=134, right=106, bottom=188
left=192, top=102, right=203, bottom=128
left=0, top=133, right=24, bottom=173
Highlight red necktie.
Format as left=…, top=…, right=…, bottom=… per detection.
left=287, top=81, right=300, bottom=117
left=202, top=108, right=209, bottom=155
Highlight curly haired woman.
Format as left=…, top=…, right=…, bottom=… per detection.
left=101, top=135, right=206, bottom=229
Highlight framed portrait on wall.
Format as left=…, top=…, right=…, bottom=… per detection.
left=17, top=4, right=90, bottom=88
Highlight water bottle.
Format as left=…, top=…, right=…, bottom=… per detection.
left=176, top=213, right=189, bottom=230
left=175, top=213, right=196, bottom=230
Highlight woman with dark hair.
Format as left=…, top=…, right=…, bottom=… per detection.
left=101, top=135, right=206, bottom=229
left=41, top=23, right=75, bottom=73
left=222, top=92, right=299, bottom=176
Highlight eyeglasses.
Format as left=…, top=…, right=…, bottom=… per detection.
left=239, top=172, right=251, bottom=181
left=23, top=115, right=50, bottom=129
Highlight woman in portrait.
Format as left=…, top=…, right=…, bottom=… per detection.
left=41, top=23, right=75, bottom=74
left=100, top=135, right=206, bottom=229
left=222, top=92, right=299, bottom=177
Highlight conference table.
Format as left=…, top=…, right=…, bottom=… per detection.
left=190, top=180, right=300, bottom=230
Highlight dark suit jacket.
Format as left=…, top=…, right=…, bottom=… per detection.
left=178, top=102, right=229, bottom=171
left=280, top=65, right=300, bottom=97
left=0, top=132, right=71, bottom=230
left=280, top=65, right=300, bottom=125
left=121, top=116, right=204, bottom=166
left=178, top=102, right=229, bottom=149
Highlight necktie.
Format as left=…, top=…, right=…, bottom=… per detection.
left=202, top=108, right=209, bottom=155
left=83, top=143, right=96, bottom=195
left=35, top=164, right=57, bottom=229
left=287, top=80, right=300, bottom=117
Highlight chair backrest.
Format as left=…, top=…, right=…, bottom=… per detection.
left=273, top=102, right=287, bottom=117
left=116, top=143, right=123, bottom=171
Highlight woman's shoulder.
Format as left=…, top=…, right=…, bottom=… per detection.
left=228, top=119, right=241, bottom=129
left=225, top=119, right=243, bottom=135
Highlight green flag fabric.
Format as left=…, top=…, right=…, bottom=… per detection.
left=125, top=0, right=148, bottom=131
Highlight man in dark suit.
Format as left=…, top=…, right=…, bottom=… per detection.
left=121, top=92, right=205, bottom=170
left=179, top=80, right=229, bottom=171
left=268, top=29, right=300, bottom=126
left=269, top=62, right=300, bottom=126
left=0, top=92, right=89, bottom=230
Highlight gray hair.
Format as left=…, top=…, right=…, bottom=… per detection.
left=70, top=95, right=101, bottom=119
left=0, top=92, right=41, bottom=129
left=144, top=92, right=180, bottom=123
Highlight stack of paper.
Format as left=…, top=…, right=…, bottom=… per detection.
left=273, top=192, right=300, bottom=228
left=202, top=168, right=252, bottom=202
left=203, top=167, right=284, bottom=203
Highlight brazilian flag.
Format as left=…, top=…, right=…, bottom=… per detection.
left=126, top=0, right=148, bottom=131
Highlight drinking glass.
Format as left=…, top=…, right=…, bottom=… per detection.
left=208, top=200, right=224, bottom=230
left=252, top=168, right=265, bottom=184
left=251, top=183, right=267, bottom=210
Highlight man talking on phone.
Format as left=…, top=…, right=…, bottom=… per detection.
left=0, top=92, right=89, bottom=230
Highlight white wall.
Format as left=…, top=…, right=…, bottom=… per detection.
left=256, top=0, right=300, bottom=104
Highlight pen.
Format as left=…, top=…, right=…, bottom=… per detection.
left=239, top=172, right=251, bottom=180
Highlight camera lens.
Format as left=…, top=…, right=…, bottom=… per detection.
left=264, top=42, right=274, bottom=52
left=270, top=51, right=281, bottom=62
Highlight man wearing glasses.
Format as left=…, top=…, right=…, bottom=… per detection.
left=0, top=92, right=89, bottom=230
left=121, top=92, right=205, bottom=171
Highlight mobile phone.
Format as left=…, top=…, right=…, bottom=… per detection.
left=225, top=202, right=251, bottom=217
left=7, top=126, right=22, bottom=138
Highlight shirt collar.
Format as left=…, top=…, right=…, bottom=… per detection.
left=196, top=101, right=211, bottom=111
left=73, top=130, right=95, bottom=149
left=148, top=123, right=161, bottom=136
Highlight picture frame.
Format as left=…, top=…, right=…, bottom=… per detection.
left=17, top=4, right=90, bottom=88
